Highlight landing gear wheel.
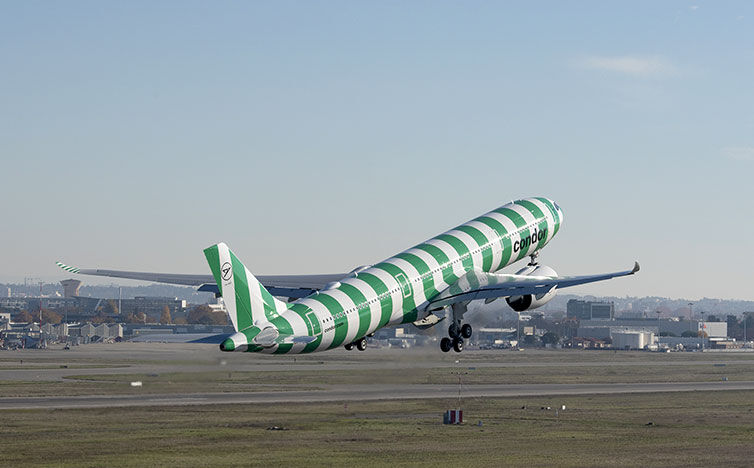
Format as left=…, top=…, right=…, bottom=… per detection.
left=448, top=323, right=460, bottom=339
left=356, top=337, right=367, bottom=351
left=461, top=323, right=472, bottom=339
left=453, top=337, right=464, bottom=353
left=440, top=337, right=452, bottom=352
left=344, top=343, right=354, bottom=351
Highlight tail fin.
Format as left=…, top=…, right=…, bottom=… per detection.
left=203, top=243, right=288, bottom=332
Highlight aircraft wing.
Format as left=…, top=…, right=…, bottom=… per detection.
left=56, top=262, right=345, bottom=298
left=427, top=262, right=640, bottom=309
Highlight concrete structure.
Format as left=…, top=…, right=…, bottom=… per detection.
left=60, top=279, right=82, bottom=297
left=612, top=331, right=655, bottom=350
left=567, top=299, right=614, bottom=320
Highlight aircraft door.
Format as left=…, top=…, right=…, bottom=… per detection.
left=305, top=310, right=321, bottom=335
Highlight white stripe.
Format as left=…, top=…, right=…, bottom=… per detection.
left=216, top=244, right=239, bottom=332
left=466, top=220, right=501, bottom=272
left=447, top=228, right=484, bottom=271
left=386, top=257, right=428, bottom=311
left=367, top=267, right=404, bottom=324
left=425, top=238, right=466, bottom=279
left=297, top=297, right=336, bottom=351
left=324, top=288, right=359, bottom=345
left=528, top=198, right=555, bottom=245
left=405, top=247, right=446, bottom=302
left=342, top=277, right=383, bottom=335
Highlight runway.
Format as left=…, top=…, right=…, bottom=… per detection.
left=3, top=380, right=754, bottom=410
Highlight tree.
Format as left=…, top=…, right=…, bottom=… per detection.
left=125, top=312, right=147, bottom=324
left=188, top=305, right=228, bottom=325
left=40, top=309, right=62, bottom=324
left=14, top=310, right=34, bottom=323
left=659, top=331, right=677, bottom=337
left=91, top=311, right=115, bottom=324
left=707, top=315, right=720, bottom=322
left=681, top=330, right=698, bottom=337
left=160, top=305, right=172, bottom=324
left=541, top=331, right=560, bottom=345
left=103, top=300, right=119, bottom=315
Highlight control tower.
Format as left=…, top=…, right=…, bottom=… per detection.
left=60, top=279, right=82, bottom=298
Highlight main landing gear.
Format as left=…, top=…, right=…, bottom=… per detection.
left=441, top=304, right=473, bottom=353
left=344, top=337, right=368, bottom=351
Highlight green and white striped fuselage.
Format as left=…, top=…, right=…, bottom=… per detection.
left=238, top=197, right=562, bottom=354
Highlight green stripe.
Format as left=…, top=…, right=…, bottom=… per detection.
left=357, top=273, right=393, bottom=328
left=516, top=200, right=548, bottom=252
left=535, top=197, right=557, bottom=223
left=288, top=303, right=322, bottom=354
left=337, top=283, right=370, bottom=339
left=311, top=293, right=347, bottom=349
left=475, top=216, right=510, bottom=270
left=230, top=254, right=254, bottom=330
left=496, top=207, right=530, bottom=262
left=436, top=233, right=473, bottom=271
left=395, top=252, right=441, bottom=302
left=259, top=282, right=279, bottom=321
left=203, top=246, right=222, bottom=293
left=456, top=225, right=493, bottom=271
left=415, top=244, right=456, bottom=284
left=288, top=303, right=313, bottom=335
left=374, top=262, right=418, bottom=324
left=271, top=314, right=294, bottom=354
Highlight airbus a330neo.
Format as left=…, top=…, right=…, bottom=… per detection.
left=58, top=197, right=638, bottom=353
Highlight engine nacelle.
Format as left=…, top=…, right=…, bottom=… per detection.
left=505, top=264, right=558, bottom=312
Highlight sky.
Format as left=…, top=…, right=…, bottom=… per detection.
left=1, top=1, right=753, bottom=300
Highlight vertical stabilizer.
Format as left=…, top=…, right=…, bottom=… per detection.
left=203, top=243, right=288, bottom=332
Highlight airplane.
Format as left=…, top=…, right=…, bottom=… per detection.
left=57, top=197, right=639, bottom=354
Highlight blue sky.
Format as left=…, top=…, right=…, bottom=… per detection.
left=2, top=1, right=753, bottom=300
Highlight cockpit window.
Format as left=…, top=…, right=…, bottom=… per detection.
left=553, top=202, right=561, bottom=212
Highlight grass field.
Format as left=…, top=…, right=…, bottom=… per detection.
left=3, top=344, right=754, bottom=467
left=2, top=391, right=753, bottom=467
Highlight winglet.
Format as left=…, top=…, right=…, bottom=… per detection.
left=56, top=261, right=81, bottom=274
left=631, top=261, right=640, bottom=274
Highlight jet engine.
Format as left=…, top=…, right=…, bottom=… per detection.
left=505, top=264, right=558, bottom=312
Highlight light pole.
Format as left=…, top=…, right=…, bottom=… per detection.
left=700, top=311, right=706, bottom=351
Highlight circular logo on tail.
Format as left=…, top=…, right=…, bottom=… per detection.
left=221, top=262, right=233, bottom=281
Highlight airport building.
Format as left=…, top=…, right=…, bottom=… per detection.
left=567, top=300, right=614, bottom=320
left=578, top=318, right=727, bottom=338
left=0, top=295, right=187, bottom=322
